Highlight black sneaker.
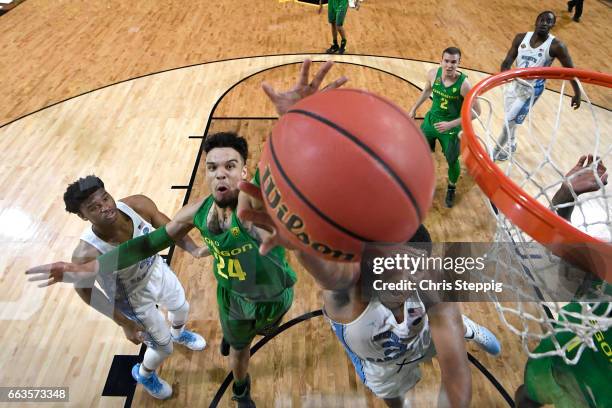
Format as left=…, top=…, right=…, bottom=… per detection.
left=572, top=15, right=580, bottom=22
left=326, top=44, right=339, bottom=54
left=232, top=375, right=256, bottom=408
left=445, top=185, right=456, bottom=208
left=220, top=337, right=230, bottom=357
left=339, top=40, right=347, bottom=54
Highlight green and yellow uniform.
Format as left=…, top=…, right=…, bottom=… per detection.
left=193, top=171, right=296, bottom=350
left=328, top=0, right=348, bottom=26
left=421, top=67, right=467, bottom=184
left=525, top=301, right=612, bottom=408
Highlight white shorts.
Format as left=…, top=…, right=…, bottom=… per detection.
left=120, top=261, right=186, bottom=348
left=503, top=79, right=545, bottom=125
left=360, top=344, right=436, bottom=399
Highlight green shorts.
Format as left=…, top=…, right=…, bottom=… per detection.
left=328, top=0, right=348, bottom=26
left=420, top=112, right=461, bottom=164
left=217, top=285, right=294, bottom=350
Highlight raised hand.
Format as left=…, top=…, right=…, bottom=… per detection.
left=262, top=59, right=348, bottom=116
left=566, top=154, right=608, bottom=195
left=237, top=181, right=298, bottom=255
left=26, top=261, right=97, bottom=287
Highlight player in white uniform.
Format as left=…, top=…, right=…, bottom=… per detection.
left=493, top=11, right=581, bottom=161
left=237, top=181, right=501, bottom=407
left=65, top=176, right=208, bottom=399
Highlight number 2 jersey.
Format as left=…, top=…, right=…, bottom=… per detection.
left=427, top=67, right=467, bottom=123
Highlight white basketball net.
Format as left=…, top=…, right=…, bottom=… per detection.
left=468, top=72, right=611, bottom=364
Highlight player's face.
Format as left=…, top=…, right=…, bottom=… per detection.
left=535, top=13, right=555, bottom=36
left=205, top=147, right=247, bottom=209
left=78, top=188, right=118, bottom=225
left=441, top=53, right=460, bottom=76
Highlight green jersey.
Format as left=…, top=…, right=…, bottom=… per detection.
left=526, top=301, right=612, bottom=407
left=194, top=171, right=296, bottom=301
left=428, top=67, right=466, bottom=121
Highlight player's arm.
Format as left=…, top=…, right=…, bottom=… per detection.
left=295, top=251, right=359, bottom=290
left=552, top=155, right=608, bottom=220
left=550, top=39, right=581, bottom=109
left=123, top=195, right=209, bottom=258
left=500, top=33, right=524, bottom=71
left=461, top=78, right=481, bottom=117
left=428, top=302, right=472, bottom=408
left=71, top=241, right=144, bottom=344
left=26, top=199, right=205, bottom=286
left=236, top=180, right=359, bottom=289
left=408, top=68, right=435, bottom=118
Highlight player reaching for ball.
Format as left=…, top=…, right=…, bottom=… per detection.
left=409, top=47, right=481, bottom=208
left=26, top=60, right=348, bottom=408
left=237, top=185, right=501, bottom=408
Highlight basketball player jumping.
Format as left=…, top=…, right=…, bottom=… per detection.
left=493, top=11, right=581, bottom=161
left=409, top=47, right=481, bottom=208
left=63, top=177, right=207, bottom=399
left=515, top=155, right=610, bottom=408
left=26, top=60, right=348, bottom=408
left=238, top=185, right=501, bottom=407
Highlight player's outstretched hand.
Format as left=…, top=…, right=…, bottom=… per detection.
left=565, top=154, right=608, bottom=195
left=262, top=59, right=348, bottom=116
left=26, top=261, right=97, bottom=287
left=237, top=181, right=298, bottom=255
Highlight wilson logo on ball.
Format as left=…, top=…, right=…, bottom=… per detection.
left=261, top=166, right=356, bottom=261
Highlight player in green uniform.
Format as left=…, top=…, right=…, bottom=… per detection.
left=27, top=59, right=348, bottom=408
left=516, top=301, right=611, bottom=408
left=319, top=0, right=349, bottom=54
left=409, top=47, right=480, bottom=208
left=515, top=155, right=610, bottom=407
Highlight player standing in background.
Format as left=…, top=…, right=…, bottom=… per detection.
left=409, top=47, right=480, bottom=208
left=493, top=11, right=581, bottom=161
left=320, top=0, right=349, bottom=54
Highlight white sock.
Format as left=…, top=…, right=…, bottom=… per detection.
left=171, top=326, right=184, bottom=338
left=139, top=365, right=153, bottom=378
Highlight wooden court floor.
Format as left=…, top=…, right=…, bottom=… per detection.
left=0, top=1, right=610, bottom=407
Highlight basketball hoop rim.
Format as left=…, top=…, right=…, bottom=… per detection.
left=460, top=67, right=612, bottom=281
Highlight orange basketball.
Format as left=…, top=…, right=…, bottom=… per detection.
left=259, top=88, right=435, bottom=262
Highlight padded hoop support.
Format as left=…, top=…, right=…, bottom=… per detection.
left=460, top=67, right=612, bottom=282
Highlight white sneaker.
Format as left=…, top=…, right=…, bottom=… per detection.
left=131, top=364, right=172, bottom=399
left=463, top=315, right=501, bottom=356
left=172, top=329, right=207, bottom=351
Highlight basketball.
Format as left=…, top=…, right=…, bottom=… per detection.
left=259, top=88, right=435, bottom=262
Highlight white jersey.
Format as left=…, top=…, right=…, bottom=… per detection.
left=80, top=201, right=162, bottom=304
left=515, top=32, right=555, bottom=69
left=327, top=295, right=433, bottom=398
left=515, top=31, right=555, bottom=87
